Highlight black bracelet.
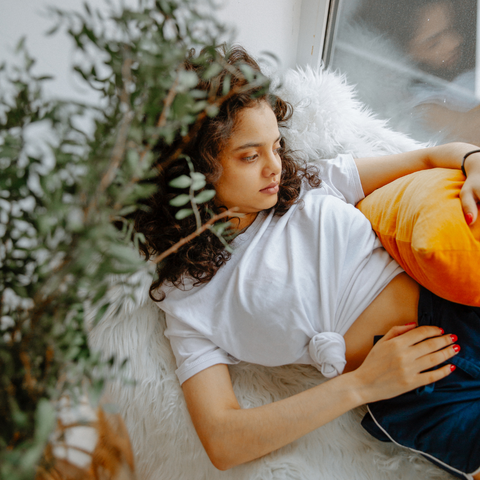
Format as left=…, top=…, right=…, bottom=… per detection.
left=461, top=149, right=480, bottom=177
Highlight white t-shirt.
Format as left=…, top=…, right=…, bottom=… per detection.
left=158, top=154, right=403, bottom=385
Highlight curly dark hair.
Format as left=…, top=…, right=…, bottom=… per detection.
left=135, top=45, right=321, bottom=301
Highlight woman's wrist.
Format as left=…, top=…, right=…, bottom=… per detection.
left=337, top=370, right=375, bottom=406
left=435, top=142, right=480, bottom=171
left=461, top=149, right=480, bottom=177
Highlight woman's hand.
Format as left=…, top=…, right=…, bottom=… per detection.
left=182, top=323, right=459, bottom=470
left=427, top=142, right=480, bottom=225
left=460, top=150, right=480, bottom=225
left=355, top=141, right=480, bottom=224
left=351, top=323, right=459, bottom=404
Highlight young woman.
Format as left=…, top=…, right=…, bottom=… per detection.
left=135, top=47, right=480, bottom=479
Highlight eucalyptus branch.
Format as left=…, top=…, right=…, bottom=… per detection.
left=84, top=54, right=134, bottom=220
left=19, top=351, right=36, bottom=395
left=1, top=2, right=258, bottom=474
left=32, top=249, right=75, bottom=310
left=156, top=68, right=182, bottom=129
left=185, top=157, right=202, bottom=229
left=153, top=208, right=239, bottom=264
left=111, top=69, right=182, bottom=211
left=213, top=228, right=234, bottom=250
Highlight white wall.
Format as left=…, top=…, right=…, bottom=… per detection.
left=0, top=0, right=330, bottom=102
left=216, top=0, right=331, bottom=71
left=0, top=0, right=97, bottom=102
left=216, top=0, right=303, bottom=71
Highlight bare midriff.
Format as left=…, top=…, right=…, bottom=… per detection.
left=343, top=273, right=421, bottom=373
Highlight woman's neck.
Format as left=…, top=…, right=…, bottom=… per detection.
left=232, top=212, right=259, bottom=233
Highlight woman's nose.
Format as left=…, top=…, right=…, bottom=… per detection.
left=443, top=31, right=462, bottom=53
left=263, top=151, right=281, bottom=177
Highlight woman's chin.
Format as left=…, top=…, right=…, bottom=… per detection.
left=262, top=194, right=279, bottom=210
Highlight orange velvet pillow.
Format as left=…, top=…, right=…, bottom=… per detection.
left=357, top=168, right=480, bottom=306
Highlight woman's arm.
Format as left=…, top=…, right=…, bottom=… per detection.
left=182, top=324, right=458, bottom=470
left=355, top=142, right=480, bottom=223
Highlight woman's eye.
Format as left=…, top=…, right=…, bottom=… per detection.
left=242, top=154, right=258, bottom=162
left=273, top=147, right=281, bottom=155
left=426, top=40, right=440, bottom=51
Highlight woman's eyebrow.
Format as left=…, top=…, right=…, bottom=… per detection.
left=232, top=135, right=282, bottom=152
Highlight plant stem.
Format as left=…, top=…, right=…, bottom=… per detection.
left=85, top=54, right=134, bottom=220
left=153, top=209, right=238, bottom=264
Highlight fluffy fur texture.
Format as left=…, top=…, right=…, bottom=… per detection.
left=89, top=67, right=454, bottom=479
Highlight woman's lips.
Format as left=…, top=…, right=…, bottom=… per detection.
left=260, top=182, right=279, bottom=194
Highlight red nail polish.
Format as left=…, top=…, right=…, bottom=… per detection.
left=439, top=328, right=445, bottom=335
left=450, top=334, right=458, bottom=342
left=453, top=345, right=461, bottom=353
left=450, top=365, right=456, bottom=372
left=404, top=322, right=417, bottom=326
left=465, top=213, right=474, bottom=225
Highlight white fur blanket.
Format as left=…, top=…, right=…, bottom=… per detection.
left=89, top=67, right=454, bottom=479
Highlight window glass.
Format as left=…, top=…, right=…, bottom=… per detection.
left=327, top=0, right=479, bottom=144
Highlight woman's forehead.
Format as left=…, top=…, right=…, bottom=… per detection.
left=228, top=103, right=279, bottom=147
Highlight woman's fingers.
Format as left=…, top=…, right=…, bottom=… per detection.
left=378, top=322, right=417, bottom=342
left=460, top=176, right=480, bottom=225
left=410, top=331, right=456, bottom=358
left=416, top=341, right=460, bottom=371
left=418, top=362, right=457, bottom=386
left=390, top=324, right=444, bottom=347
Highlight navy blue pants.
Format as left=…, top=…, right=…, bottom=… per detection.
left=362, top=288, right=480, bottom=479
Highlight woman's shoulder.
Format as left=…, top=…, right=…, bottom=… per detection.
left=304, top=153, right=364, bottom=205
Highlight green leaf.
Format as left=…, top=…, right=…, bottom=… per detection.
left=46, top=23, right=61, bottom=36
left=89, top=378, right=105, bottom=407
left=175, top=208, right=193, bottom=220
left=194, top=189, right=215, bottom=204
left=10, top=398, right=28, bottom=427
left=239, top=64, right=255, bottom=82
left=178, top=70, right=198, bottom=89
left=117, top=205, right=138, bottom=216
left=20, top=443, right=45, bottom=471
left=94, top=303, right=110, bottom=325
left=169, top=194, right=190, bottom=207
left=34, top=398, right=56, bottom=444
left=210, top=221, right=230, bottom=236
left=222, top=74, right=231, bottom=96
left=126, top=149, right=140, bottom=169
left=192, top=100, right=208, bottom=113
left=15, top=37, right=26, bottom=53
left=190, top=172, right=206, bottom=191
left=92, top=283, right=109, bottom=304
left=169, top=175, right=192, bottom=188
left=203, top=62, right=223, bottom=80
left=205, top=105, right=219, bottom=117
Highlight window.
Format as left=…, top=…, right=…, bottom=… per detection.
left=323, top=0, right=479, bottom=144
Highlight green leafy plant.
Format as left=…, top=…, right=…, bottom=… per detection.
left=0, top=1, right=269, bottom=478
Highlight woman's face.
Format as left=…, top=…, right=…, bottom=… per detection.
left=214, top=101, right=282, bottom=229
left=407, top=1, right=463, bottom=72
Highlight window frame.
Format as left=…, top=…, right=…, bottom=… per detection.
left=296, top=0, right=333, bottom=69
